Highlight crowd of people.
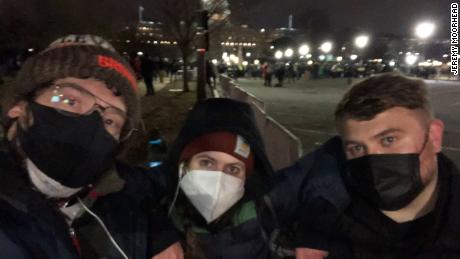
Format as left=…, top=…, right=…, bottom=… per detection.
left=1, top=34, right=459, bottom=259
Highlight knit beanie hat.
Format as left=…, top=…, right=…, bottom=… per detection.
left=179, top=131, right=255, bottom=173
left=1, top=34, right=140, bottom=133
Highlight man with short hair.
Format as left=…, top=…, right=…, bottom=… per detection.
left=291, top=74, right=460, bottom=258
left=0, top=35, right=181, bottom=258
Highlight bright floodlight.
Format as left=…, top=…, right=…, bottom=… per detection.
left=415, top=22, right=435, bottom=39
left=336, top=56, right=343, bottom=62
left=284, top=48, right=294, bottom=58
left=389, top=60, right=396, bottom=67
left=246, top=52, right=252, bottom=57
left=319, top=55, right=326, bottom=61
left=254, top=59, right=260, bottom=65
left=320, top=42, right=333, bottom=53
left=275, top=50, right=283, bottom=59
left=405, top=54, right=418, bottom=65
left=211, top=59, right=218, bottom=65
left=242, top=61, right=249, bottom=66
left=298, top=44, right=310, bottom=55
left=350, top=54, right=358, bottom=60
left=307, top=60, right=313, bottom=65
left=137, top=51, right=144, bottom=56
left=354, top=35, right=369, bottom=49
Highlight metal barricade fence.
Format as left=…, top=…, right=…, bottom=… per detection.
left=216, top=75, right=302, bottom=171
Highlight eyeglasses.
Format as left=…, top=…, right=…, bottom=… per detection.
left=44, top=83, right=136, bottom=141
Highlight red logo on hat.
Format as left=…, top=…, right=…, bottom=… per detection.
left=97, top=55, right=138, bottom=92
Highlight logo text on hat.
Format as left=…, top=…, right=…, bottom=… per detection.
left=234, top=135, right=250, bottom=158
left=97, top=55, right=138, bottom=92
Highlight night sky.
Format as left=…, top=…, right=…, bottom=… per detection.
left=229, top=0, right=452, bottom=38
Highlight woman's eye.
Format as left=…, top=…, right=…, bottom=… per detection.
left=199, top=159, right=214, bottom=168
left=227, top=166, right=241, bottom=175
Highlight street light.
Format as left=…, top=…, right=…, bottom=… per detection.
left=284, top=48, right=294, bottom=58
left=354, top=35, right=369, bottom=49
left=246, top=52, right=252, bottom=57
left=298, top=44, right=310, bottom=55
left=405, top=54, right=418, bottom=65
left=320, top=41, right=333, bottom=53
left=275, top=50, right=283, bottom=59
left=350, top=54, right=358, bottom=61
left=336, top=56, right=343, bottom=62
left=415, top=22, right=435, bottom=39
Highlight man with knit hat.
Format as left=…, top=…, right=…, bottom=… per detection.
left=0, top=35, right=180, bottom=258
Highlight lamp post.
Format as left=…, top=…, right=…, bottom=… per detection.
left=354, top=35, right=369, bottom=49
left=415, top=22, right=435, bottom=39
left=196, top=9, right=209, bottom=100
left=354, top=35, right=369, bottom=65
left=415, top=21, right=435, bottom=60
left=284, top=48, right=294, bottom=58
left=298, top=44, right=310, bottom=56
left=320, top=41, right=333, bottom=54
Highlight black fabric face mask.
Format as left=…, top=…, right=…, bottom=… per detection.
left=17, top=102, right=119, bottom=188
left=346, top=153, right=424, bottom=211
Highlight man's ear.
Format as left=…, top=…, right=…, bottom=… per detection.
left=6, top=101, right=31, bottom=140
left=7, top=101, right=28, bottom=120
left=429, top=119, right=444, bottom=153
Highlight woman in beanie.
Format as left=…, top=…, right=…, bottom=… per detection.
left=162, top=98, right=276, bottom=259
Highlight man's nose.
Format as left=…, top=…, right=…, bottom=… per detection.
left=367, top=144, right=385, bottom=155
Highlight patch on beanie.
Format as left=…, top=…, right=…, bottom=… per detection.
left=234, top=135, right=251, bottom=158
left=98, top=55, right=137, bottom=91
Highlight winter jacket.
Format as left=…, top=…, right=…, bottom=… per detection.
left=0, top=151, right=178, bottom=259
left=293, top=146, right=460, bottom=258
left=161, top=98, right=276, bottom=259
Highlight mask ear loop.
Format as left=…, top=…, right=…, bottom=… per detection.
left=168, top=162, right=185, bottom=216
left=419, top=130, right=431, bottom=154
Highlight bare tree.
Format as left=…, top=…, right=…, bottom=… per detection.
left=151, top=0, right=229, bottom=92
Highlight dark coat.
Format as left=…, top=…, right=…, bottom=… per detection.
left=291, top=142, right=460, bottom=258
left=0, top=152, right=177, bottom=259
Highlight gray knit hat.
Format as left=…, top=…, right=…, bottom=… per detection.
left=1, top=34, right=140, bottom=135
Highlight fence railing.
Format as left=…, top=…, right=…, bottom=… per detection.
left=215, top=75, right=303, bottom=171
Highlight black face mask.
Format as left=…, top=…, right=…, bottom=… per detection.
left=17, top=102, right=119, bottom=188
left=346, top=153, right=425, bottom=211
left=345, top=132, right=430, bottom=212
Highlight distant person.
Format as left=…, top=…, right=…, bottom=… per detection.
left=141, top=54, right=156, bottom=96
left=206, top=60, right=216, bottom=88
left=158, top=57, right=167, bottom=83
left=262, top=62, right=272, bottom=87
left=274, top=63, right=286, bottom=87
left=129, top=53, right=142, bottom=80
